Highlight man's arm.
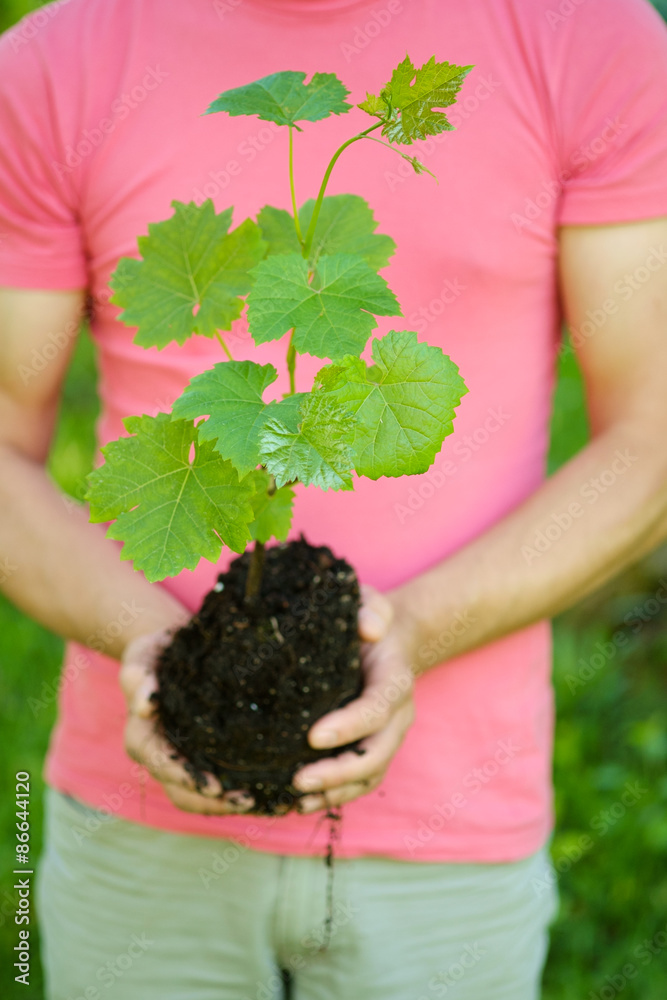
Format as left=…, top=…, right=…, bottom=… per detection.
left=390, top=216, right=667, bottom=664
left=0, top=287, right=251, bottom=814
left=0, top=288, right=189, bottom=653
left=293, top=216, right=667, bottom=810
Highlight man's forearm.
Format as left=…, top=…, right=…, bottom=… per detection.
left=0, top=445, right=189, bottom=659
left=395, top=418, right=667, bottom=674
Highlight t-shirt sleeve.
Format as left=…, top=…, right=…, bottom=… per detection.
left=0, top=25, right=87, bottom=289
left=552, top=0, right=667, bottom=226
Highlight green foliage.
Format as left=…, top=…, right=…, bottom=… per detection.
left=172, top=360, right=279, bottom=475
left=319, top=330, right=467, bottom=478
left=258, top=393, right=355, bottom=491
left=247, top=472, right=295, bottom=543
left=358, top=55, right=472, bottom=144
left=111, top=201, right=266, bottom=349
left=87, top=414, right=256, bottom=580
left=205, top=70, right=351, bottom=128
left=247, top=252, right=400, bottom=358
left=357, top=92, right=387, bottom=118
left=94, top=55, right=471, bottom=577
left=548, top=337, right=590, bottom=474
left=259, top=195, right=396, bottom=270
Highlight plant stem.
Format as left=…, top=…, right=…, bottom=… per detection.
left=361, top=135, right=438, bottom=181
left=288, top=125, right=304, bottom=249
left=214, top=329, right=233, bottom=360
left=244, top=540, right=265, bottom=603
left=302, top=121, right=383, bottom=259
left=286, top=330, right=296, bottom=395
left=283, top=119, right=386, bottom=392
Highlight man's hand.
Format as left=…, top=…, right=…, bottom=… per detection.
left=121, top=630, right=256, bottom=815
left=291, top=586, right=416, bottom=813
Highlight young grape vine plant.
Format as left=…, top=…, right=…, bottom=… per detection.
left=86, top=55, right=472, bottom=598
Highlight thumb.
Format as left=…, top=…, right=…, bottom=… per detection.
left=119, top=659, right=158, bottom=718
left=120, top=630, right=171, bottom=717
left=358, top=584, right=394, bottom=642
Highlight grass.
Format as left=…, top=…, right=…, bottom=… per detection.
left=1, top=4, right=667, bottom=997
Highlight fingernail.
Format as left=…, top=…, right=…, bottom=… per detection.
left=227, top=793, right=254, bottom=810
left=202, top=778, right=222, bottom=797
left=298, top=795, right=323, bottom=814
left=135, top=681, right=156, bottom=716
left=310, top=729, right=339, bottom=749
left=295, top=775, right=320, bottom=792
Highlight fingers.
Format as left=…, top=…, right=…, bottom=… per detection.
left=120, top=660, right=159, bottom=718
left=125, top=714, right=255, bottom=814
left=308, top=647, right=413, bottom=751
left=120, top=629, right=175, bottom=717
left=298, top=778, right=383, bottom=814
left=358, top=584, right=394, bottom=642
left=122, top=630, right=257, bottom=816
left=162, top=783, right=255, bottom=816
left=294, top=700, right=414, bottom=812
left=125, top=713, right=216, bottom=792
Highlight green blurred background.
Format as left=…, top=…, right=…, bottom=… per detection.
left=1, top=2, right=666, bottom=997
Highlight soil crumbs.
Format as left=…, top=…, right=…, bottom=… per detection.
left=154, top=538, right=362, bottom=814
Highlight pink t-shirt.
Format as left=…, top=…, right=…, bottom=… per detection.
left=2, top=0, right=667, bottom=862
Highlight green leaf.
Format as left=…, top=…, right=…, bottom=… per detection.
left=205, top=71, right=352, bottom=129
left=110, top=201, right=266, bottom=349
left=246, top=470, right=295, bottom=543
left=300, top=195, right=395, bottom=270
left=86, top=414, right=256, bottom=581
left=258, top=393, right=355, bottom=491
left=357, top=92, right=387, bottom=118
left=359, top=55, right=472, bottom=145
left=407, top=156, right=432, bottom=177
left=258, top=196, right=395, bottom=271
left=265, top=392, right=308, bottom=426
left=317, top=329, right=467, bottom=479
left=171, top=361, right=278, bottom=476
left=256, top=205, right=301, bottom=257
left=247, top=252, right=400, bottom=359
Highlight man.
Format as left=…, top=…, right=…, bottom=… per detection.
left=1, top=0, right=666, bottom=997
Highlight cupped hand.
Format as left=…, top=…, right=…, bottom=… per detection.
left=291, top=585, right=417, bottom=813
left=120, top=630, right=255, bottom=815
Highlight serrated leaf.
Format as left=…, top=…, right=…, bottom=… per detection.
left=86, top=414, right=256, bottom=581
left=258, top=393, right=355, bottom=491
left=247, top=252, right=400, bottom=359
left=357, top=92, right=388, bottom=118
left=383, top=56, right=472, bottom=144
left=359, top=55, right=472, bottom=145
left=317, top=329, right=467, bottom=479
left=110, top=201, right=266, bottom=349
left=171, top=361, right=278, bottom=476
left=258, top=196, right=395, bottom=271
left=246, top=470, right=295, bottom=543
left=205, top=71, right=352, bottom=128
left=265, top=392, right=308, bottom=426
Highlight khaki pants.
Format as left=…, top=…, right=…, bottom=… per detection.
left=37, top=788, right=557, bottom=1000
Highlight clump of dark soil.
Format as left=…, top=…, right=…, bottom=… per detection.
left=153, top=538, right=362, bottom=814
